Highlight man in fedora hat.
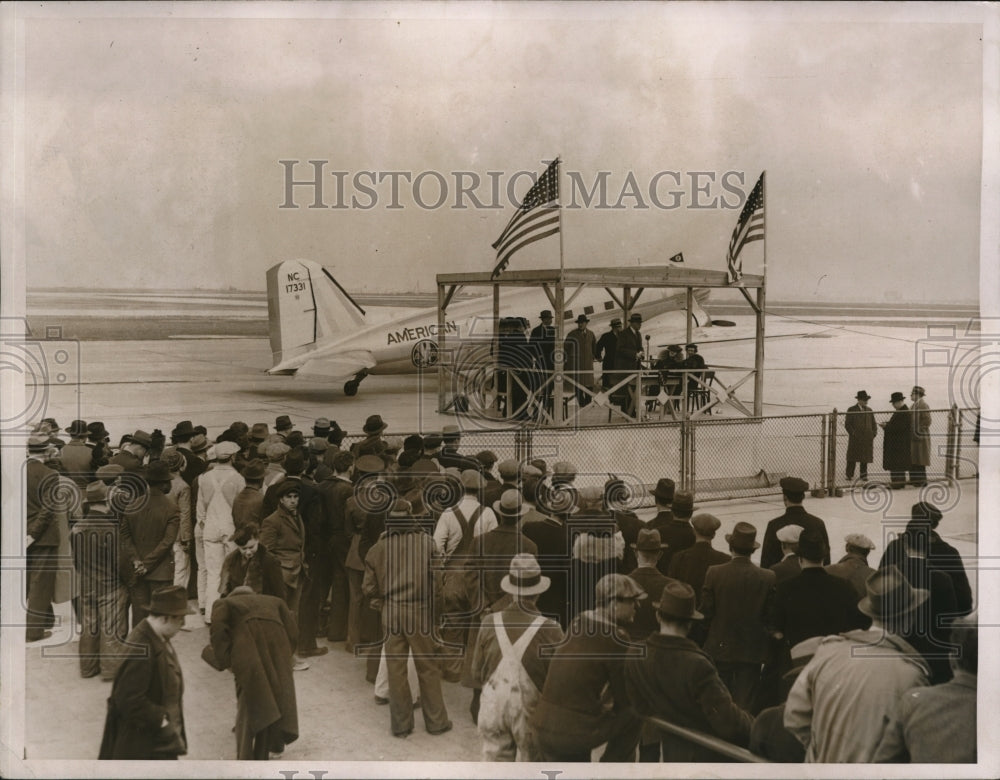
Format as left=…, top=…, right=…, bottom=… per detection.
left=880, top=391, right=911, bottom=489
left=531, top=573, right=644, bottom=762
left=648, top=482, right=695, bottom=576
left=529, top=310, right=557, bottom=413
left=100, top=585, right=194, bottom=760
left=274, top=415, right=295, bottom=440
left=350, top=414, right=388, bottom=458
left=86, top=421, right=112, bottom=471
left=195, top=440, right=246, bottom=623
left=701, top=522, right=776, bottom=711
left=626, top=528, right=673, bottom=643
left=668, top=513, right=731, bottom=602
left=595, top=316, right=623, bottom=395
left=626, top=580, right=753, bottom=762
left=760, top=476, right=830, bottom=569
left=438, top=424, right=481, bottom=473
left=111, top=430, right=152, bottom=473
left=121, top=461, right=180, bottom=628
left=844, top=390, right=878, bottom=481
left=908, top=386, right=932, bottom=487
left=614, top=312, right=645, bottom=414
left=564, top=313, right=597, bottom=407
left=25, top=433, right=62, bottom=642
left=363, top=499, right=453, bottom=738
left=477, top=490, right=538, bottom=609
left=60, top=420, right=92, bottom=486
left=785, top=565, right=932, bottom=762
left=471, top=553, right=564, bottom=761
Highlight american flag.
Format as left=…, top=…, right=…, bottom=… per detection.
left=491, top=159, right=560, bottom=278
left=726, top=172, right=764, bottom=282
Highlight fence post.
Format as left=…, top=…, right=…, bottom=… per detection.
left=689, top=419, right=697, bottom=494
left=827, top=408, right=839, bottom=494
left=679, top=419, right=691, bottom=492
left=819, top=413, right=828, bottom=495
left=946, top=405, right=959, bottom=480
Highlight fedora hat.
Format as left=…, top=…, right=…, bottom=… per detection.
left=170, top=420, right=194, bottom=439
left=144, top=461, right=173, bottom=485
left=127, top=430, right=153, bottom=449
left=610, top=317, right=622, bottom=327
left=189, top=433, right=210, bottom=454
left=241, top=459, right=267, bottom=481
left=85, top=481, right=108, bottom=504
left=500, top=553, right=551, bottom=596
left=632, top=527, right=668, bottom=552
left=650, top=477, right=675, bottom=503
left=363, top=414, right=388, bottom=435
left=442, top=424, right=461, bottom=442
left=249, top=422, right=269, bottom=441
left=493, top=489, right=528, bottom=519
left=629, top=312, right=642, bottom=323
left=654, top=581, right=704, bottom=621
left=146, top=585, right=196, bottom=617
left=855, top=390, right=870, bottom=400
left=160, top=447, right=186, bottom=473
left=539, top=310, right=553, bottom=320
left=575, top=314, right=589, bottom=324
left=726, top=521, right=760, bottom=551
left=671, top=490, right=695, bottom=516
left=857, top=565, right=929, bottom=621
left=313, top=416, right=332, bottom=434
left=87, top=421, right=109, bottom=441
left=309, top=437, right=330, bottom=453
left=27, top=434, right=50, bottom=453
left=275, top=415, right=293, bottom=432
left=64, top=419, right=88, bottom=437
left=889, top=392, right=906, bottom=403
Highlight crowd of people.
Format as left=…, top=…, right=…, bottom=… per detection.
left=22, top=411, right=976, bottom=763
left=494, top=309, right=710, bottom=418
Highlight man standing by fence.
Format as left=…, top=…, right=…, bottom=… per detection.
left=909, top=386, right=932, bottom=487
left=844, top=390, right=877, bottom=481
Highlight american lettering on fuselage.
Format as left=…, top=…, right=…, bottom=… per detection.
left=387, top=321, right=458, bottom=345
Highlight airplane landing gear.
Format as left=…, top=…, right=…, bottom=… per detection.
left=344, top=368, right=369, bottom=396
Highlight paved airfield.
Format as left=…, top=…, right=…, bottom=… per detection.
left=15, top=313, right=984, bottom=768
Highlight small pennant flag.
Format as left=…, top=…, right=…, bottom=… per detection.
left=669, top=252, right=684, bottom=263
left=491, top=159, right=560, bottom=279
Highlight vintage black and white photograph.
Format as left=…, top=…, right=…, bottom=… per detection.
left=1, top=1, right=997, bottom=778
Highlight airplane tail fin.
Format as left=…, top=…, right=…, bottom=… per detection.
left=266, top=259, right=367, bottom=372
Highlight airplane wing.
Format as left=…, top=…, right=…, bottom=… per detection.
left=280, top=350, right=377, bottom=382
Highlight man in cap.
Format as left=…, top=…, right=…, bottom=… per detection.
left=626, top=581, right=753, bottom=762
left=605, top=477, right=644, bottom=575
left=25, top=434, right=63, bottom=642
left=531, top=574, right=644, bottom=762
left=195, top=440, right=246, bottom=622
left=769, top=527, right=868, bottom=651
left=880, top=391, right=911, bottom=489
left=701, top=522, right=776, bottom=711
left=170, top=421, right=203, bottom=487
left=99, top=585, right=194, bottom=760
left=873, top=614, right=977, bottom=763
left=908, top=386, right=932, bottom=487
left=60, top=420, right=92, bottom=486
left=760, top=476, right=830, bottom=569
left=667, top=513, right=731, bottom=601
left=844, top=390, right=878, bottom=481
left=483, top=458, right=517, bottom=509
left=232, top=459, right=267, bottom=533
left=770, top=524, right=803, bottom=585
left=262, top=442, right=290, bottom=489
left=207, top=583, right=299, bottom=760
left=121, top=461, right=180, bottom=628
left=72, top=479, right=130, bottom=679
left=477, top=490, right=538, bottom=609
left=564, top=313, right=597, bottom=407
left=529, top=310, right=556, bottom=413
left=595, top=317, right=623, bottom=394
left=785, top=566, right=932, bottom=762
left=363, top=499, right=453, bottom=738
left=825, top=533, right=876, bottom=598
left=614, top=313, right=645, bottom=414
left=471, top=553, right=564, bottom=761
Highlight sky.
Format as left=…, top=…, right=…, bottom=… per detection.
left=8, top=2, right=996, bottom=303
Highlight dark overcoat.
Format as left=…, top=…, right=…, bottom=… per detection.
left=844, top=403, right=878, bottom=462
left=769, top=568, right=869, bottom=648
left=667, top=540, right=731, bottom=601
left=882, top=404, right=911, bottom=471
left=701, top=556, right=776, bottom=664
left=259, top=505, right=306, bottom=589
left=209, top=589, right=299, bottom=745
left=121, top=489, right=179, bottom=582
left=99, top=620, right=186, bottom=759
left=760, top=506, right=830, bottom=569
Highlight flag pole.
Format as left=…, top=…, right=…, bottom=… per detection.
left=557, top=155, right=564, bottom=274
left=555, top=155, right=565, bottom=421
left=754, top=169, right=767, bottom=416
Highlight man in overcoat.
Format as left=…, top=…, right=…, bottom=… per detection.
left=667, top=513, right=731, bottom=603
left=759, top=476, right=830, bottom=569
left=613, top=313, right=644, bottom=414
left=844, top=390, right=878, bottom=480
left=880, top=391, right=911, bottom=488
left=25, top=434, right=62, bottom=642
left=564, top=314, right=597, bottom=407
left=208, top=585, right=299, bottom=759
left=99, top=585, right=194, bottom=760
left=825, top=533, right=876, bottom=599
left=909, top=385, right=932, bottom=486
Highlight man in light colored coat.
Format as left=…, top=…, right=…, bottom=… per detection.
left=195, top=441, right=245, bottom=622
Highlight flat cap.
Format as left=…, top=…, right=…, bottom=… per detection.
left=595, top=573, right=647, bottom=605
left=265, top=442, right=291, bottom=462
left=497, top=459, right=520, bottom=480
left=691, top=513, right=722, bottom=536
left=214, top=441, right=240, bottom=459
left=845, top=533, right=876, bottom=551
left=776, top=524, right=804, bottom=544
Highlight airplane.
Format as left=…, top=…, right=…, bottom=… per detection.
left=264, top=258, right=739, bottom=397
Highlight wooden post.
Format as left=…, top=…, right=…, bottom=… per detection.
left=754, top=284, right=765, bottom=416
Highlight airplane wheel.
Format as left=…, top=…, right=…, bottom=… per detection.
left=344, top=381, right=359, bottom=396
